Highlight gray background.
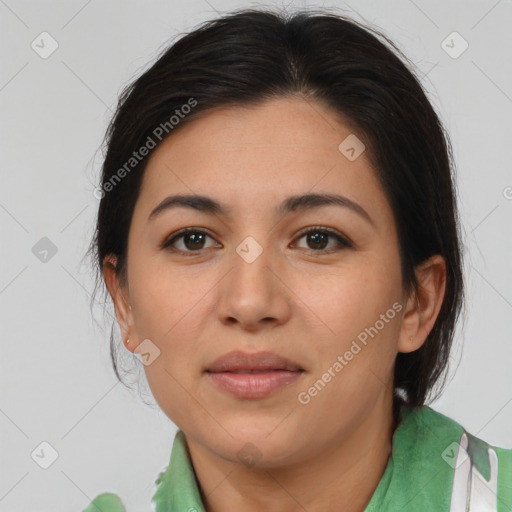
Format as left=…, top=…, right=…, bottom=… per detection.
left=1, top=0, right=511, bottom=511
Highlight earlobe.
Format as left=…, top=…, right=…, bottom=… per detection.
left=397, top=254, right=447, bottom=354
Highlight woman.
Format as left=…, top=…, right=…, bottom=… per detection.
left=84, top=7, right=512, bottom=512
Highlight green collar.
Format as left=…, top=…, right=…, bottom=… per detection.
left=152, top=428, right=205, bottom=511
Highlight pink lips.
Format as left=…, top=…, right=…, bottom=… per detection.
left=205, top=350, right=304, bottom=399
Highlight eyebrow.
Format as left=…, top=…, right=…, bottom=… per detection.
left=148, top=193, right=374, bottom=226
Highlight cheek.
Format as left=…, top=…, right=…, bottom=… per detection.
left=292, top=252, right=403, bottom=392
left=298, top=253, right=401, bottom=340
left=143, top=361, right=197, bottom=430
left=138, top=293, right=203, bottom=427
left=129, top=263, right=203, bottom=402
left=130, top=253, right=206, bottom=339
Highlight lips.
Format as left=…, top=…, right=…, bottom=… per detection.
left=205, top=350, right=305, bottom=399
left=205, top=350, right=304, bottom=373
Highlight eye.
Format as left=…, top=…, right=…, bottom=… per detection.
left=161, top=226, right=353, bottom=256
left=293, top=226, right=353, bottom=253
left=161, top=228, right=219, bottom=255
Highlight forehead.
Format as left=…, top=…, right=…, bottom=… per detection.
left=136, top=96, right=392, bottom=225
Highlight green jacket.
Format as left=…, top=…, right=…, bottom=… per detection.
left=83, top=405, right=512, bottom=511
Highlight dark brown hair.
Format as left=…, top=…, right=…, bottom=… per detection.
left=86, top=7, right=465, bottom=409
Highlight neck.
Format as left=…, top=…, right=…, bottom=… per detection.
left=187, top=394, right=398, bottom=512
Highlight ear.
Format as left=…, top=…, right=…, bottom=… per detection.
left=103, top=254, right=136, bottom=352
left=397, top=254, right=447, bottom=353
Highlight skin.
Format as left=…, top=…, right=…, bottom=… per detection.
left=103, top=96, right=446, bottom=512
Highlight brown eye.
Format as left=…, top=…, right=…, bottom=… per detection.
left=304, top=231, right=329, bottom=250
left=294, top=227, right=352, bottom=252
left=162, top=229, right=218, bottom=254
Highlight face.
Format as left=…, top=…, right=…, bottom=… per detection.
left=107, top=96, right=416, bottom=467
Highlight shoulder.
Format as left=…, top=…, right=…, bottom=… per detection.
left=408, top=405, right=512, bottom=457
left=401, top=405, right=512, bottom=511
left=82, top=492, right=126, bottom=512
left=81, top=431, right=193, bottom=512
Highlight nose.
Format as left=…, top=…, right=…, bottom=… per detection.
left=215, top=243, right=292, bottom=332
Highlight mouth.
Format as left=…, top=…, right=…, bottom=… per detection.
left=204, top=350, right=305, bottom=399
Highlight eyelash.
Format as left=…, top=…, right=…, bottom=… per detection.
left=160, top=226, right=353, bottom=256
